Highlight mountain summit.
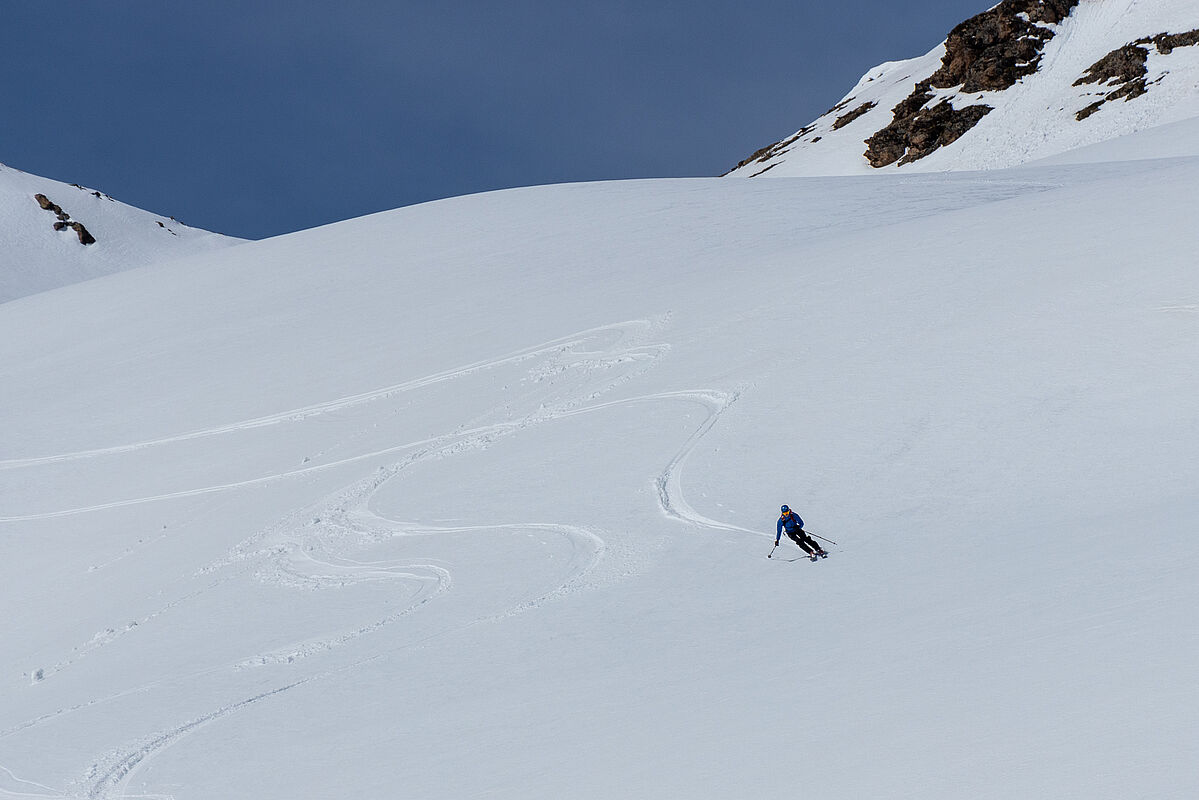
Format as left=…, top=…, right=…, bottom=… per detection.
left=0, top=162, right=241, bottom=304
left=726, top=0, right=1199, bottom=176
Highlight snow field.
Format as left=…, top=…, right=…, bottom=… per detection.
left=2, top=145, right=1199, bottom=797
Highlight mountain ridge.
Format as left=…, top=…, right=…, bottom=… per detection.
left=727, top=0, right=1199, bottom=177
left=0, top=161, right=243, bottom=304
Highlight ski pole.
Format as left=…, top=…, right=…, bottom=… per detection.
left=767, top=543, right=777, bottom=558
left=806, top=530, right=837, bottom=546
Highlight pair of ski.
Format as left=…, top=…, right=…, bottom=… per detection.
left=767, top=532, right=835, bottom=561
left=773, top=551, right=828, bottom=562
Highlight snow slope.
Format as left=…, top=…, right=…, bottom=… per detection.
left=0, top=162, right=241, bottom=304
left=728, top=0, right=1199, bottom=177
left=2, top=141, right=1198, bottom=797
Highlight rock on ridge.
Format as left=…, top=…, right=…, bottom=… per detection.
left=1074, top=28, right=1199, bottom=120
left=863, top=0, right=1080, bottom=167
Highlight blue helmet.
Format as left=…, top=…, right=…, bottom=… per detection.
left=781, top=504, right=790, bottom=513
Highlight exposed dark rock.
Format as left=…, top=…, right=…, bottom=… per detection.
left=749, top=163, right=779, bottom=177
left=832, top=101, right=877, bottom=130
left=1074, top=99, right=1105, bottom=121
left=725, top=132, right=798, bottom=174
left=1074, top=29, right=1199, bottom=120
left=724, top=143, right=780, bottom=175
left=865, top=85, right=993, bottom=167
left=1072, top=44, right=1148, bottom=119
left=1074, top=44, right=1148, bottom=88
left=864, top=0, right=1078, bottom=167
left=724, top=123, right=821, bottom=174
left=1149, top=29, right=1199, bottom=54
left=69, top=221, right=96, bottom=245
left=34, top=193, right=62, bottom=214
left=826, top=97, right=856, bottom=116
left=33, top=192, right=97, bottom=244
left=932, top=0, right=1079, bottom=92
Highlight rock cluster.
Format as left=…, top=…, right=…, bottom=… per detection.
left=1074, top=29, right=1199, bottom=120
left=33, top=193, right=96, bottom=245
left=832, top=101, right=877, bottom=131
left=930, top=0, right=1078, bottom=92
left=864, top=0, right=1080, bottom=167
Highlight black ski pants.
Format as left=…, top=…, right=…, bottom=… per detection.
left=786, top=529, right=821, bottom=554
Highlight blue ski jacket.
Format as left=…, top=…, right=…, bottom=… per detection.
left=776, top=511, right=805, bottom=544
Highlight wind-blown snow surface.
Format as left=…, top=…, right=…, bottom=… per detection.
left=2, top=143, right=1198, bottom=797
left=0, top=162, right=240, bottom=304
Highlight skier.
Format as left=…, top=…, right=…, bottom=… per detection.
left=775, top=505, right=827, bottom=561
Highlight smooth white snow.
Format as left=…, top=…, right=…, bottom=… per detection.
left=2, top=149, right=1198, bottom=796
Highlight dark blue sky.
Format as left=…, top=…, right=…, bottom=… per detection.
left=2, top=2, right=987, bottom=239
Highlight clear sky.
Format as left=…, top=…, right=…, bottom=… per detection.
left=2, top=1, right=988, bottom=239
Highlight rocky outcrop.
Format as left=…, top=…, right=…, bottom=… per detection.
left=930, top=0, right=1079, bottom=92
left=69, top=221, right=96, bottom=245
left=832, top=101, right=877, bottom=131
left=32, top=193, right=96, bottom=245
left=865, top=87, right=993, bottom=167
left=34, top=193, right=62, bottom=214
left=1074, top=29, right=1199, bottom=120
left=865, top=0, right=1079, bottom=167
left=723, top=125, right=814, bottom=175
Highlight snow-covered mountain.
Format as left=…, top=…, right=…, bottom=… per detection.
left=727, top=0, right=1199, bottom=177
left=0, top=162, right=242, bottom=304
left=3, top=121, right=1199, bottom=798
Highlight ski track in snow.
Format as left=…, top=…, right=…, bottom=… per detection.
left=0, top=325, right=669, bottom=523
left=0, top=321, right=659, bottom=472
left=0, top=764, right=63, bottom=798
left=79, top=679, right=314, bottom=800
left=13, top=319, right=660, bottom=693
left=3, top=314, right=762, bottom=798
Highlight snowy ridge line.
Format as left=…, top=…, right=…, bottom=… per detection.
left=0, top=319, right=658, bottom=470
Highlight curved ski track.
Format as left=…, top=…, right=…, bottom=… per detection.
left=4, top=315, right=761, bottom=799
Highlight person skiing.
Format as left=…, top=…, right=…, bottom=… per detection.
left=775, top=505, right=827, bottom=561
